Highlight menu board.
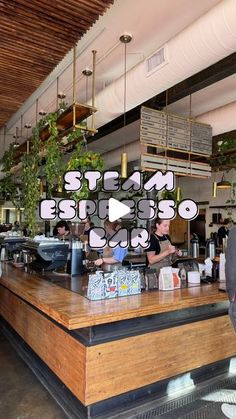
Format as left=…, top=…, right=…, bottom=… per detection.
left=140, top=106, right=212, bottom=155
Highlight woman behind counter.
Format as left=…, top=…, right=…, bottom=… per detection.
left=95, top=220, right=128, bottom=269
left=146, top=218, right=182, bottom=276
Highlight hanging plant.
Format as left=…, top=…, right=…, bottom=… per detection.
left=0, top=144, right=20, bottom=207
left=214, top=138, right=236, bottom=214
left=67, top=141, right=104, bottom=200
left=160, top=188, right=183, bottom=202
left=212, top=138, right=236, bottom=168
left=43, top=112, right=64, bottom=197
left=58, top=100, right=68, bottom=115
left=21, top=127, right=41, bottom=237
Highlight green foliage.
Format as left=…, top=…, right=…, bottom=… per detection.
left=43, top=112, right=63, bottom=197
left=21, top=127, right=41, bottom=237
left=160, top=188, right=183, bottom=202
left=214, top=139, right=236, bottom=168
left=0, top=105, right=103, bottom=234
left=1, top=143, right=15, bottom=172
left=0, top=144, right=19, bottom=207
left=67, top=142, right=105, bottom=200
left=66, top=127, right=85, bottom=143
left=215, top=139, right=236, bottom=218
left=58, top=101, right=68, bottom=113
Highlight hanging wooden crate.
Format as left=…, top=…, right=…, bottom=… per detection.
left=141, top=153, right=211, bottom=178
left=140, top=106, right=212, bottom=178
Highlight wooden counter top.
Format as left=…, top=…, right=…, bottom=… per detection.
left=0, top=264, right=228, bottom=330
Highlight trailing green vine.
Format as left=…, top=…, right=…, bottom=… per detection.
left=0, top=144, right=19, bottom=207
left=21, top=127, right=41, bottom=237
left=43, top=112, right=63, bottom=197
left=67, top=142, right=104, bottom=200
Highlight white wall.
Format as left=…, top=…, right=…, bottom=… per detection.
left=179, top=169, right=236, bottom=238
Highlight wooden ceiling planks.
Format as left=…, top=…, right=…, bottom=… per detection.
left=0, top=0, right=114, bottom=128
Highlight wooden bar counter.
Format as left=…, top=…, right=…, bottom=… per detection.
left=0, top=263, right=236, bottom=418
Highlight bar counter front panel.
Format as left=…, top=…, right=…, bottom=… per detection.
left=0, top=264, right=236, bottom=412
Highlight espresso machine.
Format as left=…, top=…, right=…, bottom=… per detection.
left=21, top=239, right=69, bottom=272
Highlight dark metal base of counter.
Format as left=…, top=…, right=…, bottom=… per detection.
left=71, top=301, right=229, bottom=345
left=0, top=317, right=233, bottom=419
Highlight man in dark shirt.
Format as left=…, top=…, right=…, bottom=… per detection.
left=217, top=218, right=229, bottom=247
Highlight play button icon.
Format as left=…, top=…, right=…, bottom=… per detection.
left=108, top=198, right=131, bottom=222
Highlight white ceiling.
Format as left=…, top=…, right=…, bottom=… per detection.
left=3, top=0, right=236, bottom=156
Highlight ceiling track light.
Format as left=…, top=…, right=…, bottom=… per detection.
left=39, top=110, right=47, bottom=116
left=82, top=68, right=93, bottom=76
left=57, top=92, right=66, bottom=99
left=119, top=33, right=132, bottom=44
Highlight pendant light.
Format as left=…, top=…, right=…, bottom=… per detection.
left=212, top=181, right=217, bottom=198
left=217, top=174, right=231, bottom=189
left=120, top=33, right=132, bottom=178
left=176, top=186, right=181, bottom=202
left=24, top=123, right=32, bottom=154
left=82, top=67, right=93, bottom=131
left=212, top=171, right=217, bottom=198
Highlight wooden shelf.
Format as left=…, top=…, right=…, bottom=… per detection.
left=12, top=102, right=97, bottom=165
left=40, top=102, right=97, bottom=141
left=209, top=205, right=236, bottom=208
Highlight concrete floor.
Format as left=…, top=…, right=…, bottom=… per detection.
left=0, top=332, right=68, bottom=419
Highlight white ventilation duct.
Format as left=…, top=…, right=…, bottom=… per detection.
left=196, top=101, right=236, bottom=135
left=94, top=0, right=236, bottom=128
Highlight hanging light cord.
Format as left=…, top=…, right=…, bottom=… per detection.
left=123, top=41, right=127, bottom=151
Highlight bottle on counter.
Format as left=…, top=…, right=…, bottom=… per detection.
left=205, top=238, right=216, bottom=260
left=0, top=244, right=6, bottom=261
left=179, top=267, right=187, bottom=288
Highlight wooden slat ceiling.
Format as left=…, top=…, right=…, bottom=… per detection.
left=0, top=0, right=114, bottom=128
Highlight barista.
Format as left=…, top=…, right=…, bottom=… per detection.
left=146, top=218, right=182, bottom=276
left=81, top=216, right=94, bottom=236
left=54, top=220, right=72, bottom=240
left=94, top=220, right=128, bottom=269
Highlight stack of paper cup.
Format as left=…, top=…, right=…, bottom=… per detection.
left=188, top=271, right=200, bottom=284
